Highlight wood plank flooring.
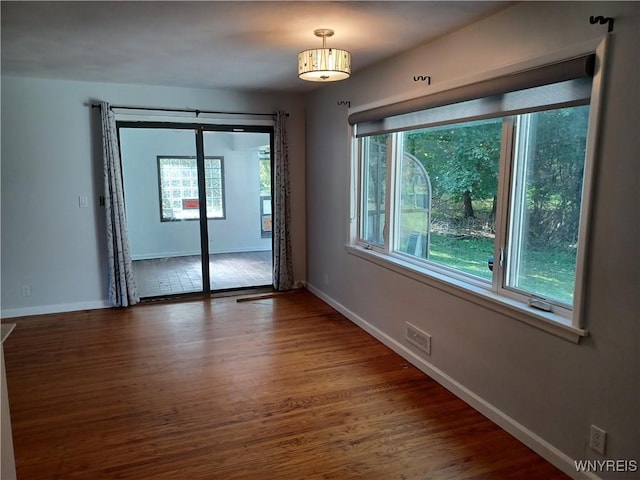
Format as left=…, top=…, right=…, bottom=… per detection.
left=2, top=290, right=569, bottom=479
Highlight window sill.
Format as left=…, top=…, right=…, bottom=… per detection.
left=345, top=244, right=588, bottom=343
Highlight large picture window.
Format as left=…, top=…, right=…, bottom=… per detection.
left=352, top=50, right=604, bottom=335
left=158, top=156, right=225, bottom=221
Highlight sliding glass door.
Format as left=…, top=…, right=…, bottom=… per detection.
left=119, top=127, right=204, bottom=297
left=203, top=130, right=273, bottom=290
left=118, top=123, right=273, bottom=299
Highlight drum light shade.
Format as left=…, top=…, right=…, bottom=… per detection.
left=298, top=29, right=351, bottom=82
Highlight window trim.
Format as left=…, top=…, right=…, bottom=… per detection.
left=349, top=37, right=608, bottom=342
left=571, top=38, right=608, bottom=332
left=346, top=243, right=587, bottom=343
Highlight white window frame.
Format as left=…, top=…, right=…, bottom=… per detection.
left=348, top=38, right=607, bottom=343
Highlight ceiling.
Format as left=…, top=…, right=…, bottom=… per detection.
left=1, top=1, right=508, bottom=93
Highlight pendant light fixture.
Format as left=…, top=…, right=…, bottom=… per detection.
left=298, top=29, right=351, bottom=82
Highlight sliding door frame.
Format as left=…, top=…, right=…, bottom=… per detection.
left=116, top=121, right=275, bottom=298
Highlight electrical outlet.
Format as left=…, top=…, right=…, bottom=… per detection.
left=406, top=322, right=431, bottom=355
left=21, top=284, right=32, bottom=297
left=590, top=425, right=607, bottom=455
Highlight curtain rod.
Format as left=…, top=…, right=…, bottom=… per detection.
left=89, top=103, right=288, bottom=117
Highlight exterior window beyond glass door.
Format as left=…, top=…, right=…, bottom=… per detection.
left=158, top=156, right=224, bottom=221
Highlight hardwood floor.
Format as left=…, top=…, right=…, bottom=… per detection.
left=2, top=291, right=568, bottom=479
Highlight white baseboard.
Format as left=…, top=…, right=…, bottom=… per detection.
left=305, top=283, right=600, bottom=480
left=132, top=251, right=200, bottom=261
left=1, top=300, right=111, bottom=319
left=1, top=279, right=302, bottom=319
left=210, top=247, right=272, bottom=255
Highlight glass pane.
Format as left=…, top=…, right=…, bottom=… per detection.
left=506, top=105, right=590, bottom=305
left=396, top=150, right=431, bottom=260
left=400, top=118, right=502, bottom=279
left=203, top=131, right=273, bottom=290
left=118, top=128, right=203, bottom=298
left=361, top=134, right=388, bottom=246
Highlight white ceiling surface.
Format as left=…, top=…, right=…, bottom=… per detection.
left=1, top=1, right=507, bottom=93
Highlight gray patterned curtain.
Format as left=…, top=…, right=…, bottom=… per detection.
left=273, top=111, right=294, bottom=290
left=101, top=102, right=140, bottom=306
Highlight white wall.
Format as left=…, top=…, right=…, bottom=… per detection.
left=1, top=79, right=305, bottom=316
left=305, top=2, right=638, bottom=478
left=120, top=128, right=270, bottom=259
